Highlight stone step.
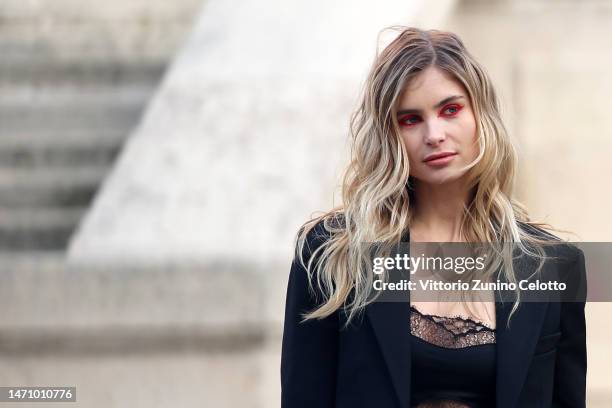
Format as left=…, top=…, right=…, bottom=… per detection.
left=0, top=61, right=166, bottom=88
left=0, top=249, right=66, bottom=267
left=0, top=130, right=127, bottom=168
left=0, top=208, right=86, bottom=250
left=0, top=101, right=147, bottom=134
left=0, top=106, right=143, bottom=137
left=0, top=83, right=155, bottom=106
left=0, top=167, right=107, bottom=208
left=0, top=81, right=154, bottom=135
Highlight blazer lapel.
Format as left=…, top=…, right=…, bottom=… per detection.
left=366, top=300, right=412, bottom=408
left=495, top=260, right=550, bottom=408
left=366, top=232, right=413, bottom=407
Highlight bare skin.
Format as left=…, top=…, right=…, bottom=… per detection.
left=397, top=66, right=496, bottom=329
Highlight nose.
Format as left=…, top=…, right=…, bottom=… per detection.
left=424, top=119, right=446, bottom=146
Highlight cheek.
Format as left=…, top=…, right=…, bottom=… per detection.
left=400, top=135, right=425, bottom=176
left=400, top=134, right=421, bottom=162
left=457, top=114, right=478, bottom=150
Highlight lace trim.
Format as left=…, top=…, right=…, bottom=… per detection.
left=414, top=400, right=471, bottom=408
left=410, top=306, right=496, bottom=348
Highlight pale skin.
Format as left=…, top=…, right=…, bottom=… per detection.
left=396, top=66, right=496, bottom=328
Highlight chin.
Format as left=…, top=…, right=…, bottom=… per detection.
left=414, top=170, right=466, bottom=186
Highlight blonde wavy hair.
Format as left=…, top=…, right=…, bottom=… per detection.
left=295, top=26, right=565, bottom=329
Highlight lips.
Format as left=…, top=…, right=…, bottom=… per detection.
left=423, top=152, right=457, bottom=162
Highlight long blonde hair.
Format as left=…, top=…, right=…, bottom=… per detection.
left=295, top=26, right=563, bottom=329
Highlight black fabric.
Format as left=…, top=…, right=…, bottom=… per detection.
left=409, top=307, right=496, bottom=408
left=281, top=218, right=587, bottom=408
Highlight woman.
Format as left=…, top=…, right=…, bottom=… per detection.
left=281, top=27, right=587, bottom=408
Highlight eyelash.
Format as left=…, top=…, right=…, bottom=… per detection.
left=398, top=104, right=463, bottom=128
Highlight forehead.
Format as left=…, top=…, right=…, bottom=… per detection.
left=398, top=67, right=467, bottom=106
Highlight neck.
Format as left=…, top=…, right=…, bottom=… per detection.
left=410, top=179, right=472, bottom=242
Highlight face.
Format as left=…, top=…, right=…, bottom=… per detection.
left=396, top=66, right=479, bottom=186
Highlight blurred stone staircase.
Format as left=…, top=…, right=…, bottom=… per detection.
left=0, top=62, right=164, bottom=252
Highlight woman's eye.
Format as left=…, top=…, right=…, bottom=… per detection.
left=441, top=104, right=462, bottom=116
left=399, top=115, right=421, bottom=127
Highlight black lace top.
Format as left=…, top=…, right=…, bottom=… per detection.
left=409, top=306, right=497, bottom=408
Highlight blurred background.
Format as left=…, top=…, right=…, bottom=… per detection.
left=0, top=0, right=610, bottom=406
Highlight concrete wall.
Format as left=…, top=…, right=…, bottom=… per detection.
left=0, top=0, right=202, bottom=65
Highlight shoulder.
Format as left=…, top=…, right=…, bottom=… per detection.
left=517, top=220, right=582, bottom=257
left=515, top=222, right=585, bottom=289
left=296, top=212, right=346, bottom=260
left=287, top=213, right=345, bottom=313
left=517, top=220, right=563, bottom=241
left=517, top=222, right=586, bottom=303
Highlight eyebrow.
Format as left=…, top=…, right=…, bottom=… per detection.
left=396, top=95, right=465, bottom=116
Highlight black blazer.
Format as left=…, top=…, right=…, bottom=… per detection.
left=281, top=221, right=587, bottom=408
